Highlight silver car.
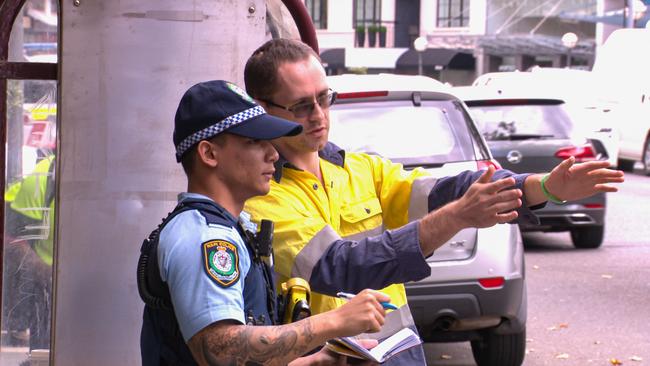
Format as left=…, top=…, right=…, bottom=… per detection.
left=455, top=85, right=610, bottom=249
left=327, top=74, right=527, bottom=366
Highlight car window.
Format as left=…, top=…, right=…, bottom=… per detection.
left=468, top=103, right=574, bottom=141
left=329, top=100, right=483, bottom=165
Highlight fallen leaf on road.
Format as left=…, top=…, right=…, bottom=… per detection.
left=548, top=325, right=558, bottom=331
left=609, top=358, right=623, bottom=365
left=629, top=356, right=642, bottom=362
left=526, top=338, right=534, bottom=343
left=556, top=353, right=569, bottom=359
left=594, top=340, right=601, bottom=345
left=558, top=323, right=569, bottom=329
left=601, top=274, right=613, bottom=279
left=533, top=265, right=539, bottom=269
left=440, top=354, right=452, bottom=360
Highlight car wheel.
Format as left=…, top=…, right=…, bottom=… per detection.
left=643, top=137, right=650, bottom=176
left=471, top=327, right=525, bottom=366
left=570, top=226, right=604, bottom=249
left=617, top=158, right=635, bottom=172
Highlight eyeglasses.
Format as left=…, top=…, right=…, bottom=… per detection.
left=262, top=90, right=337, bottom=118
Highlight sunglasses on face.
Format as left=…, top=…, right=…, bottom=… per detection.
left=262, top=90, right=337, bottom=118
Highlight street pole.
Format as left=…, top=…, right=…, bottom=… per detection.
left=413, top=36, right=427, bottom=76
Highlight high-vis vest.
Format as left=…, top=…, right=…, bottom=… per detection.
left=140, top=199, right=276, bottom=366
left=244, top=145, right=433, bottom=315
left=9, top=155, right=55, bottom=265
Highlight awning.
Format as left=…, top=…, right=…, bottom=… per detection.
left=320, top=48, right=345, bottom=69
left=395, top=48, right=475, bottom=69
left=321, top=47, right=473, bottom=70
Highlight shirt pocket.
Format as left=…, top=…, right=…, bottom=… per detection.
left=339, top=197, right=383, bottom=237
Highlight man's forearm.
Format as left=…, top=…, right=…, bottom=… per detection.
left=418, top=202, right=464, bottom=257
left=188, top=316, right=334, bottom=366
left=522, top=174, right=547, bottom=207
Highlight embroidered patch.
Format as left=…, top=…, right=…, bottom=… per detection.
left=225, top=82, right=255, bottom=103
left=202, top=240, right=240, bottom=288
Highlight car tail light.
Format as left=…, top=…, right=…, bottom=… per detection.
left=583, top=203, right=604, bottom=209
left=476, top=159, right=502, bottom=170
left=478, top=277, right=505, bottom=289
left=555, top=144, right=597, bottom=162
left=336, top=91, right=389, bottom=99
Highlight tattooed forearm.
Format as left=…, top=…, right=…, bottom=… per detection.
left=188, top=318, right=320, bottom=366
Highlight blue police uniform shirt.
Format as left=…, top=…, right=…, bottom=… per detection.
left=157, top=192, right=251, bottom=342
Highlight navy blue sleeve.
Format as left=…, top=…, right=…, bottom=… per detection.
left=428, top=170, right=542, bottom=224
left=309, top=222, right=431, bottom=295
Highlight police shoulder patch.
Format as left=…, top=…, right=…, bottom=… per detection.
left=202, top=239, right=240, bottom=288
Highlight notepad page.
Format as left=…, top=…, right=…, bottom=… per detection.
left=368, top=328, right=419, bottom=361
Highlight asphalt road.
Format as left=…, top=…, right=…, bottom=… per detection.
left=424, top=170, right=650, bottom=366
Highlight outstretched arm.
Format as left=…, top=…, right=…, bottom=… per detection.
left=417, top=158, right=624, bottom=256
left=522, top=156, right=624, bottom=206
left=187, top=289, right=389, bottom=366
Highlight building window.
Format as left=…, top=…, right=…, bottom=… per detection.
left=353, top=0, right=382, bottom=27
left=437, top=0, right=470, bottom=28
left=305, top=0, right=327, bottom=29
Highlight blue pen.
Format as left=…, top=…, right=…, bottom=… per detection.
left=336, top=292, right=398, bottom=310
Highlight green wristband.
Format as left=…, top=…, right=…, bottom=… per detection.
left=540, top=174, right=566, bottom=204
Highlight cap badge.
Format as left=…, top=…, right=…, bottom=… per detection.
left=226, top=82, right=254, bottom=103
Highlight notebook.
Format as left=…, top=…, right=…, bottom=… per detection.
left=325, top=304, right=422, bottom=363
left=326, top=327, right=421, bottom=363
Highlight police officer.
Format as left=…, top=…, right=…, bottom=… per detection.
left=139, top=80, right=391, bottom=365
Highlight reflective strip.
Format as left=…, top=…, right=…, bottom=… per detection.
left=408, top=176, right=438, bottom=222
left=342, top=225, right=383, bottom=242
left=291, top=225, right=341, bottom=280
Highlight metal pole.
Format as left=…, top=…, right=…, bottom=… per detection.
left=567, top=48, right=572, bottom=68
left=418, top=51, right=423, bottom=75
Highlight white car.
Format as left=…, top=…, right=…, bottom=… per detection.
left=327, top=74, right=527, bottom=366
left=592, top=28, right=650, bottom=174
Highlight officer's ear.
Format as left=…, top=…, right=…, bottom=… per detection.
left=196, top=139, right=220, bottom=168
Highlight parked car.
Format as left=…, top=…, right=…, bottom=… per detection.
left=591, top=28, right=650, bottom=174
left=472, top=68, right=621, bottom=169
left=454, top=85, right=610, bottom=249
left=327, top=74, right=527, bottom=366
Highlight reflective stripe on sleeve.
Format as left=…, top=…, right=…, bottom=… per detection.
left=341, top=225, right=383, bottom=242
left=408, top=176, right=438, bottom=222
left=291, top=225, right=341, bottom=280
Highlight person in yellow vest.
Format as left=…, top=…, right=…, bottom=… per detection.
left=3, top=154, right=55, bottom=350
left=242, top=39, right=625, bottom=365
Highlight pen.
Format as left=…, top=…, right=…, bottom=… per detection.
left=336, top=292, right=398, bottom=310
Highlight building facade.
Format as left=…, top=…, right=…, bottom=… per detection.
left=309, top=0, right=649, bottom=85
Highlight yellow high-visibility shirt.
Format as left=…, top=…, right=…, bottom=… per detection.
left=244, top=144, right=436, bottom=315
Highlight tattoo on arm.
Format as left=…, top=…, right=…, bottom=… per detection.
left=188, top=318, right=318, bottom=366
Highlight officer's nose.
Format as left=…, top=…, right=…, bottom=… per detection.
left=263, top=141, right=279, bottom=163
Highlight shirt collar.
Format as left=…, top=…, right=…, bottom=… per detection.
left=178, top=192, right=243, bottom=223
left=272, top=141, right=346, bottom=182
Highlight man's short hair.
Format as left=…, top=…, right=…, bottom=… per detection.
left=244, top=38, right=321, bottom=100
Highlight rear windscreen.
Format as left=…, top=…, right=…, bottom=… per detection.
left=465, top=101, right=574, bottom=141
left=329, top=100, right=486, bottom=165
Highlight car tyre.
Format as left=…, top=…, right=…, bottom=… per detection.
left=471, top=327, right=525, bottom=366
left=570, top=226, right=604, bottom=249
left=617, top=158, right=635, bottom=172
